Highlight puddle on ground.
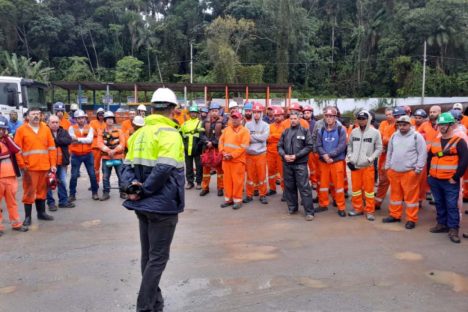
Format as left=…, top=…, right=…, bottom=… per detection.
left=227, top=243, right=279, bottom=262
left=373, top=223, right=404, bottom=232
left=0, top=285, right=17, bottom=294
left=394, top=251, right=424, bottom=261
left=426, top=270, right=468, bottom=293
left=80, top=219, right=101, bottom=228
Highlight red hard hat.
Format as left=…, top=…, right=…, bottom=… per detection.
left=302, top=105, right=313, bottom=112
left=47, top=171, right=58, bottom=190
left=290, top=102, right=302, bottom=111
left=252, top=103, right=265, bottom=112
left=273, top=107, right=284, bottom=115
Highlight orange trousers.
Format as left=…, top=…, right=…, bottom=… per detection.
left=318, top=161, right=345, bottom=210
left=222, top=161, right=245, bottom=203
left=0, top=177, right=22, bottom=230
left=350, top=166, right=375, bottom=213
left=375, top=153, right=390, bottom=207
left=463, top=169, right=468, bottom=200
left=267, top=150, right=281, bottom=192
left=387, top=169, right=420, bottom=222
left=246, top=153, right=267, bottom=197
left=22, top=170, right=48, bottom=204
left=201, top=165, right=224, bottom=191
left=310, top=153, right=320, bottom=188
left=93, top=148, right=102, bottom=183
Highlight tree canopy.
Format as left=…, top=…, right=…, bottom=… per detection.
left=0, top=0, right=466, bottom=97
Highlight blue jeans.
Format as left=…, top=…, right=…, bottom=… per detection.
left=47, top=165, right=69, bottom=206
left=69, top=153, right=98, bottom=196
left=102, top=159, right=122, bottom=194
left=428, top=176, right=460, bottom=229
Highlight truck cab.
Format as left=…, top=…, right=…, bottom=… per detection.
left=0, top=76, right=47, bottom=120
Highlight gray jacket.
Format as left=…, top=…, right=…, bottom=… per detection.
left=346, top=111, right=383, bottom=168
left=245, top=119, right=270, bottom=155
left=385, top=129, right=426, bottom=172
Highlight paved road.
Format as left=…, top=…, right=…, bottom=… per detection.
left=1, top=175, right=468, bottom=312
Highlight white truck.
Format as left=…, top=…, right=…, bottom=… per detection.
left=0, top=76, right=48, bottom=120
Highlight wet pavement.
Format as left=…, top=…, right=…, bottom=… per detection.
left=1, top=175, right=468, bottom=312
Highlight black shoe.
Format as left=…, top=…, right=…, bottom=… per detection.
left=59, top=202, right=76, bottom=208
left=266, top=190, right=277, bottom=196
left=242, top=196, right=253, bottom=203
left=463, top=233, right=468, bottom=239
left=12, top=225, right=28, bottom=232
left=312, top=197, right=319, bottom=204
left=260, top=196, right=268, bottom=204
left=281, top=194, right=286, bottom=202
left=68, top=195, right=76, bottom=202
left=217, top=189, right=224, bottom=197
left=345, top=193, right=349, bottom=199
left=375, top=205, right=381, bottom=210
left=23, top=204, right=32, bottom=226
left=463, top=198, right=468, bottom=203
left=332, top=200, right=337, bottom=207
left=276, top=180, right=281, bottom=185
left=430, top=224, right=449, bottom=233
left=48, top=204, right=58, bottom=212
left=405, top=221, right=416, bottom=230
left=92, top=193, right=99, bottom=200
left=232, top=203, right=242, bottom=210
left=220, top=201, right=233, bottom=208
left=382, top=216, right=401, bottom=223
left=288, top=209, right=298, bottom=215
left=185, top=183, right=194, bottom=190
left=337, top=210, right=346, bottom=217
left=199, top=189, right=209, bottom=196
left=315, top=206, right=328, bottom=213
left=253, top=190, right=259, bottom=197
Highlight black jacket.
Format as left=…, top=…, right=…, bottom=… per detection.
left=278, top=125, right=313, bottom=165
left=51, top=127, right=72, bottom=166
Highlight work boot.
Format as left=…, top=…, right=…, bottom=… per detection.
left=185, top=183, right=194, bottom=190
left=59, top=202, right=76, bottom=208
left=348, top=210, right=363, bottom=217
left=100, top=193, right=110, bottom=201
left=12, top=225, right=29, bottom=232
left=68, top=195, right=76, bottom=202
left=23, top=204, right=33, bottom=226
left=92, top=193, right=99, bottom=200
left=220, top=201, right=233, bottom=208
left=337, top=210, right=347, bottom=217
left=366, top=214, right=375, bottom=221
left=464, top=198, right=468, bottom=203
left=448, top=228, right=460, bottom=244
left=36, top=200, right=54, bottom=221
left=232, top=203, right=242, bottom=210
left=288, top=209, right=298, bottom=215
left=382, top=216, right=401, bottom=223
left=242, top=196, right=253, bottom=204
left=305, top=214, right=314, bottom=221
left=266, top=190, right=277, bottom=196
left=217, top=189, right=224, bottom=197
left=405, top=221, right=416, bottom=230
left=315, top=206, right=328, bottom=213
left=254, top=190, right=259, bottom=197
left=199, top=189, right=209, bottom=196
left=429, top=224, right=449, bottom=233
left=195, top=183, right=202, bottom=190
left=259, top=196, right=268, bottom=204
left=48, top=203, right=58, bottom=212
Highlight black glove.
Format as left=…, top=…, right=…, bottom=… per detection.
left=347, top=162, right=357, bottom=171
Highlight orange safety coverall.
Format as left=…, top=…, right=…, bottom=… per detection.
left=0, top=140, right=22, bottom=230
left=89, top=119, right=107, bottom=182
left=121, top=119, right=134, bottom=136
left=14, top=123, right=57, bottom=204
left=59, top=117, right=71, bottom=130
left=375, top=120, right=396, bottom=207
left=418, top=121, right=440, bottom=200
left=219, top=125, right=250, bottom=203
left=351, top=166, right=375, bottom=214
left=319, top=160, right=346, bottom=210
left=266, top=121, right=284, bottom=192
left=387, top=169, right=420, bottom=222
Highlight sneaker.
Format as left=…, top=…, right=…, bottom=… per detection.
left=266, top=190, right=277, bottom=196
left=59, top=202, right=76, bottom=208
left=382, top=216, right=401, bottom=223
left=195, top=183, right=202, bottom=190
left=405, top=221, right=416, bottom=230
left=185, top=183, right=194, bottom=190
left=337, top=210, right=346, bottom=217
left=305, top=214, right=314, bottom=221
left=259, top=196, right=268, bottom=204
left=315, top=206, right=328, bottom=213
left=348, top=210, right=364, bottom=217
left=220, top=201, right=234, bottom=208
left=232, top=203, right=242, bottom=210
left=12, top=225, right=28, bottom=232
left=48, top=204, right=58, bottom=212
left=366, top=214, right=375, bottom=221
left=217, top=189, right=224, bottom=197
left=429, top=224, right=449, bottom=233
left=242, top=196, right=253, bottom=204
left=69, top=195, right=76, bottom=202
left=448, top=228, right=460, bottom=244
left=100, top=193, right=110, bottom=201
left=199, top=189, right=209, bottom=196
left=92, top=193, right=99, bottom=200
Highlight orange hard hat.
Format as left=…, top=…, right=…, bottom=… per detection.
left=302, top=105, right=313, bottom=112
left=290, top=102, right=302, bottom=111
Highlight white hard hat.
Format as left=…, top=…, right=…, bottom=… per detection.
left=151, top=88, right=178, bottom=106
left=96, top=108, right=105, bottom=114
left=137, top=104, right=147, bottom=112
left=70, top=103, right=79, bottom=111
left=228, top=100, right=238, bottom=109
left=103, top=111, right=115, bottom=119
left=453, top=103, right=463, bottom=110
left=74, top=110, right=87, bottom=118
left=132, top=115, right=145, bottom=127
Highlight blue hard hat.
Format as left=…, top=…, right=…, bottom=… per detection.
left=0, top=116, right=9, bottom=129
left=200, top=107, right=209, bottom=113
left=53, top=102, right=66, bottom=111
left=244, top=102, right=253, bottom=110
left=392, top=106, right=406, bottom=117
left=210, top=103, right=221, bottom=110
left=413, top=109, right=427, bottom=118
left=450, top=109, right=463, bottom=121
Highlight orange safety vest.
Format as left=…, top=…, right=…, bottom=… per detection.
left=429, top=136, right=461, bottom=179
left=99, top=128, right=124, bottom=159
left=69, top=125, right=92, bottom=156
left=0, top=141, right=16, bottom=178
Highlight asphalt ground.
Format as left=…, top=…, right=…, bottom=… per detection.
left=1, top=172, right=468, bottom=312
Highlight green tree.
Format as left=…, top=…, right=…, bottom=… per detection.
left=115, top=56, right=144, bottom=82
left=0, top=52, right=54, bottom=82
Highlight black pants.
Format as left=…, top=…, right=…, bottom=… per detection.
left=185, top=154, right=202, bottom=185
left=136, top=211, right=178, bottom=312
left=283, top=163, right=314, bottom=215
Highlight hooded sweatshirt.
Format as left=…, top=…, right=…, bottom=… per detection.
left=346, top=111, right=383, bottom=168
left=385, top=128, right=426, bottom=172
left=245, top=118, right=270, bottom=155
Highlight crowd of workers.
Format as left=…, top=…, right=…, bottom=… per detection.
left=0, top=92, right=467, bottom=244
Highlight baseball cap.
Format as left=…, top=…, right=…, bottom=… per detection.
left=356, top=111, right=369, bottom=119
left=397, top=115, right=411, bottom=123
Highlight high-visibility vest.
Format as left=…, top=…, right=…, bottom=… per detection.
left=69, top=125, right=92, bottom=156
left=102, top=129, right=124, bottom=157
left=180, top=118, right=202, bottom=156
left=0, top=142, right=16, bottom=178
left=430, top=136, right=461, bottom=179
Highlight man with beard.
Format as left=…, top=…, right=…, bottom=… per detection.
left=243, top=102, right=253, bottom=125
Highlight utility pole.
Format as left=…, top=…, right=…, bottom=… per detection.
left=190, top=42, right=193, bottom=84
left=421, top=40, right=427, bottom=105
